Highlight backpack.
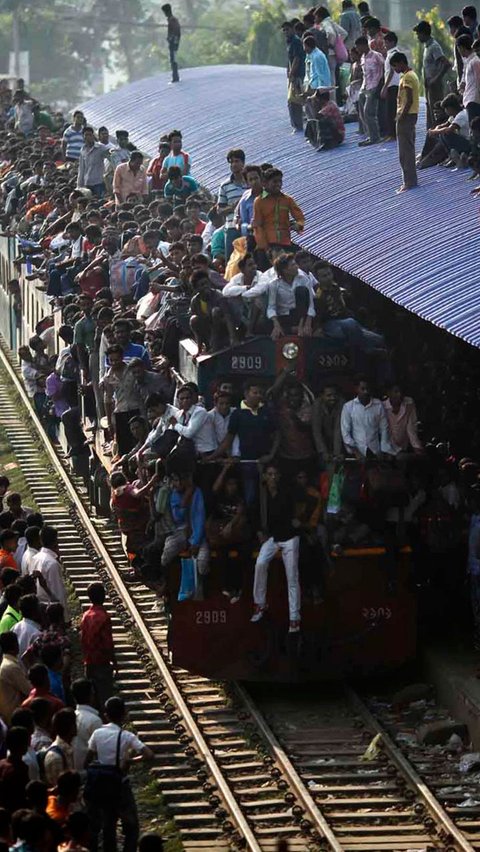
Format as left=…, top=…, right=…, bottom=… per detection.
left=84, top=730, right=124, bottom=809
left=38, top=743, right=67, bottom=782
left=109, top=257, right=144, bottom=300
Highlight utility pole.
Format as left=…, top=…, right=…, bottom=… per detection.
left=12, top=2, right=20, bottom=80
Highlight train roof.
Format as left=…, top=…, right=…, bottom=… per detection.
left=82, top=64, right=480, bottom=349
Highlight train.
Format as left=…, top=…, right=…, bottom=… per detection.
left=0, top=234, right=417, bottom=681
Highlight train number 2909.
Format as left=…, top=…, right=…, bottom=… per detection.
left=196, top=610, right=227, bottom=625
left=230, top=355, right=263, bottom=372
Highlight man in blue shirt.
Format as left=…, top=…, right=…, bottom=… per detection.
left=164, top=166, right=198, bottom=203
left=281, top=20, right=306, bottom=132
left=303, top=36, right=332, bottom=90
left=234, top=164, right=263, bottom=231
left=105, top=319, right=151, bottom=372
left=161, top=472, right=209, bottom=576
left=212, top=380, right=277, bottom=512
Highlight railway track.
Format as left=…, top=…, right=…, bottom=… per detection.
left=0, top=337, right=478, bottom=851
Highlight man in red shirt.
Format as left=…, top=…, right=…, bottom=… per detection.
left=306, top=90, right=346, bottom=149
left=146, top=140, right=170, bottom=192
left=80, top=582, right=116, bottom=711
left=22, top=663, right=65, bottom=726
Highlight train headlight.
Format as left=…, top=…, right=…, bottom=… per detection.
left=282, top=342, right=299, bottom=360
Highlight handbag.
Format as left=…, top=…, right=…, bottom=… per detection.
left=178, top=556, right=199, bottom=601
left=326, top=467, right=345, bottom=514
left=287, top=79, right=304, bottom=104
left=84, top=730, right=123, bottom=808
left=334, top=33, right=348, bottom=62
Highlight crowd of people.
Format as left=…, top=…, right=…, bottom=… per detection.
left=283, top=2, right=480, bottom=193
left=1, top=50, right=480, bottom=639
left=0, top=6, right=479, bottom=845
left=0, top=478, right=163, bottom=851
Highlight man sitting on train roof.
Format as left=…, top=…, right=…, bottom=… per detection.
left=265, top=253, right=316, bottom=340
left=313, top=261, right=385, bottom=352
left=188, top=269, right=237, bottom=355
left=222, top=253, right=270, bottom=337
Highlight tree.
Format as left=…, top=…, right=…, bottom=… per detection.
left=247, top=0, right=287, bottom=67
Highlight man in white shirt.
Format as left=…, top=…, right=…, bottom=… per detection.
left=72, top=678, right=102, bottom=771
left=457, top=33, right=480, bottom=123
left=21, top=527, right=41, bottom=576
left=85, top=696, right=154, bottom=852
left=13, top=594, right=42, bottom=657
left=341, top=378, right=395, bottom=458
left=31, top=526, right=69, bottom=620
left=168, top=384, right=217, bottom=456
left=206, top=391, right=235, bottom=446
left=266, top=254, right=316, bottom=340
left=381, top=32, right=401, bottom=140
left=134, top=393, right=180, bottom=467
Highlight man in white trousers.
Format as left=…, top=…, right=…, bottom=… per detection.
left=251, top=463, right=301, bottom=633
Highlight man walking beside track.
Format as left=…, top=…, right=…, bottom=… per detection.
left=391, top=52, right=420, bottom=193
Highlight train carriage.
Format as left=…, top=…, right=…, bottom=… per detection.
left=0, top=236, right=417, bottom=682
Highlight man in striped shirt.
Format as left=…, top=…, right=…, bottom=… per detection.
left=62, top=111, right=85, bottom=162
left=217, top=148, right=247, bottom=261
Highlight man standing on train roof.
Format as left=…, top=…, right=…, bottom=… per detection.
left=252, top=168, right=305, bottom=254
left=281, top=20, right=306, bottom=133
left=390, top=52, right=420, bottom=193
left=162, top=3, right=181, bottom=83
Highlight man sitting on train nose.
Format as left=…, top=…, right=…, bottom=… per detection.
left=251, top=463, right=301, bottom=634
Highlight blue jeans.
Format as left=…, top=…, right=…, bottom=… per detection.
left=323, top=317, right=384, bottom=351
left=86, top=183, right=105, bottom=198
left=168, top=40, right=179, bottom=81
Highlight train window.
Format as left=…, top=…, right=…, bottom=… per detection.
left=196, top=610, right=227, bottom=625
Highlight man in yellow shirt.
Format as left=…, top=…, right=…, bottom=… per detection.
left=391, top=52, right=420, bottom=193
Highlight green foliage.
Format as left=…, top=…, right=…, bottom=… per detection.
left=176, top=3, right=250, bottom=68
left=247, top=0, right=287, bottom=67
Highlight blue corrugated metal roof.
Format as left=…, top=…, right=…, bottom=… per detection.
left=81, top=64, right=480, bottom=348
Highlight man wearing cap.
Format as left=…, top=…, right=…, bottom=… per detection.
left=282, top=20, right=306, bottom=133
left=413, top=20, right=451, bottom=131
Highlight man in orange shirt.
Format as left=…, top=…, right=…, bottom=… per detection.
left=0, top=529, right=19, bottom=570
left=252, top=168, right=305, bottom=254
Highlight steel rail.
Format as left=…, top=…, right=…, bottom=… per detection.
left=234, top=683, right=343, bottom=851
left=345, top=686, right=475, bottom=852
left=0, top=341, right=262, bottom=852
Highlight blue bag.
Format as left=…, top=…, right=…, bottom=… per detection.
left=178, top=556, right=198, bottom=601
